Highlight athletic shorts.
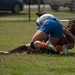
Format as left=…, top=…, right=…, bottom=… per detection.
left=39, top=19, right=63, bottom=38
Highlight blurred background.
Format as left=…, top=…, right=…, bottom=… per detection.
left=0, top=0, right=75, bottom=21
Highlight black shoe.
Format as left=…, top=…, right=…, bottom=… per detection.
left=47, top=49, right=60, bottom=55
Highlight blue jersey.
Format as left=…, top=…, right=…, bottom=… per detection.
left=36, top=14, right=63, bottom=52
left=40, top=19, right=63, bottom=38
left=36, top=14, right=56, bottom=29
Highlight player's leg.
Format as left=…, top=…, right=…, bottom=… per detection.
left=9, top=45, right=27, bottom=54
left=0, top=45, right=27, bottom=55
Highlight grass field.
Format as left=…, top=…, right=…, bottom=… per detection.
left=0, top=10, right=75, bottom=18
left=0, top=15, right=75, bottom=75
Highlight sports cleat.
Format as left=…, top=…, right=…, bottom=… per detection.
left=62, top=45, right=69, bottom=56
left=46, top=40, right=57, bottom=52
left=0, top=51, right=10, bottom=55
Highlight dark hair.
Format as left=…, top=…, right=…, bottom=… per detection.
left=68, top=18, right=75, bottom=30
left=36, top=12, right=46, bottom=17
left=68, top=18, right=75, bottom=35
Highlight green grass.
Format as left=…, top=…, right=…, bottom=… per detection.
left=0, top=21, right=36, bottom=50
left=47, top=11, right=75, bottom=18
left=0, top=10, right=75, bottom=18
left=0, top=20, right=75, bottom=75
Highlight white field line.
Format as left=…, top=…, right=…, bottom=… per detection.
left=0, top=18, right=69, bottom=21
left=59, top=19, right=69, bottom=21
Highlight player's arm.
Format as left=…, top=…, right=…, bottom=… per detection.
left=63, top=26, right=75, bottom=42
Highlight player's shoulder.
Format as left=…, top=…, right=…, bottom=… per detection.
left=41, top=14, right=56, bottom=20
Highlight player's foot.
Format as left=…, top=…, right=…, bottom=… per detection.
left=0, top=51, right=10, bottom=55
left=46, top=40, right=57, bottom=52
left=62, top=45, right=69, bottom=56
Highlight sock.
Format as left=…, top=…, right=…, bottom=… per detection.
left=40, top=42, right=48, bottom=48
left=56, top=45, right=62, bottom=52
left=9, top=45, right=27, bottom=54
